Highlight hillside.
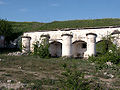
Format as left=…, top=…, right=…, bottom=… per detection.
left=9, top=21, right=45, bottom=33
left=39, top=18, right=120, bottom=30
left=5, top=18, right=120, bottom=41
left=10, top=18, right=120, bottom=33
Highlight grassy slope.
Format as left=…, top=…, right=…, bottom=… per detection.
left=39, top=18, right=120, bottom=30
left=9, top=21, right=45, bottom=33
left=10, top=18, right=120, bottom=33
left=9, top=18, right=120, bottom=40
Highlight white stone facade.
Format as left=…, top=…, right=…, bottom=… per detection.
left=22, top=27, right=120, bottom=58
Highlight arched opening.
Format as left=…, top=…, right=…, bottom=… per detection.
left=96, top=40, right=113, bottom=55
left=72, top=40, right=87, bottom=58
left=49, top=41, right=62, bottom=57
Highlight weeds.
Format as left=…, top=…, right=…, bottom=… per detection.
left=60, top=64, right=90, bottom=90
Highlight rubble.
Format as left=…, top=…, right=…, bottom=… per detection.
left=106, top=62, right=113, bottom=66
left=8, top=51, right=23, bottom=56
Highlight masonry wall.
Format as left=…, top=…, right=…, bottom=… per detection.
left=23, top=27, right=120, bottom=58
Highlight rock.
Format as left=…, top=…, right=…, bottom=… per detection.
left=18, top=66, right=22, bottom=69
left=91, top=63, right=95, bottom=65
left=7, top=80, right=12, bottom=83
left=104, top=72, right=107, bottom=75
left=108, top=74, right=114, bottom=78
left=8, top=51, right=23, bottom=56
left=17, top=81, right=21, bottom=84
left=109, top=50, right=113, bottom=53
left=106, top=62, right=113, bottom=66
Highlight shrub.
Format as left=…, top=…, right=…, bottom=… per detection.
left=89, top=49, right=120, bottom=65
left=33, top=38, right=50, bottom=58
left=21, top=79, right=43, bottom=89
left=90, top=35, right=120, bottom=65
left=28, top=79, right=43, bottom=89
left=60, top=65, right=90, bottom=90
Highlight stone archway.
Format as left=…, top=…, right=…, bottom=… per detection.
left=49, top=41, right=62, bottom=57
left=72, top=40, right=87, bottom=58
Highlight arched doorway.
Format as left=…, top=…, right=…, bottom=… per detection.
left=72, top=40, right=87, bottom=58
left=49, top=41, right=62, bottom=57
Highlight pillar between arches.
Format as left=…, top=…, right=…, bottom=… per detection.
left=84, top=33, right=97, bottom=58
left=61, top=34, right=73, bottom=57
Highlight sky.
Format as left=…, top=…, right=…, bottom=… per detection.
left=0, top=0, right=120, bottom=22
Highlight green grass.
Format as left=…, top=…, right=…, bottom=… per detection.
left=39, top=18, right=120, bottom=30
left=0, top=55, right=119, bottom=89
left=10, top=18, right=120, bottom=33
left=10, top=21, right=44, bottom=32
left=8, top=18, right=120, bottom=41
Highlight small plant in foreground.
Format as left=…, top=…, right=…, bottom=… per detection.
left=21, top=79, right=43, bottom=89
left=60, top=65, right=90, bottom=90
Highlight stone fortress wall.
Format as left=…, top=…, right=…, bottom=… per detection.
left=22, top=27, right=120, bottom=58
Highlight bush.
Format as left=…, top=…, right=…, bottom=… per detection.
left=90, top=35, right=120, bottom=65
left=60, top=65, right=90, bottom=90
left=28, top=79, right=43, bottom=89
left=33, top=39, right=50, bottom=58
left=89, top=50, right=120, bottom=65
left=21, top=79, right=43, bottom=89
left=96, top=40, right=113, bottom=55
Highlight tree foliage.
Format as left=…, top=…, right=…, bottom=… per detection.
left=0, top=19, right=13, bottom=42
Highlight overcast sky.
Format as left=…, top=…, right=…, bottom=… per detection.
left=0, top=0, right=120, bottom=22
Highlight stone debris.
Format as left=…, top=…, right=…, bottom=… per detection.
left=18, top=66, right=22, bottom=69
left=7, top=80, right=12, bottom=83
left=91, top=63, right=95, bottom=65
left=108, top=74, right=114, bottom=78
left=0, top=58, right=4, bottom=61
left=0, top=82, right=25, bottom=89
left=104, top=72, right=107, bottom=75
left=104, top=72, right=114, bottom=78
left=109, top=50, right=113, bottom=53
left=106, top=62, right=113, bottom=66
left=8, top=51, right=23, bottom=56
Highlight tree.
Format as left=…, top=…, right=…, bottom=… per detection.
left=0, top=19, right=13, bottom=42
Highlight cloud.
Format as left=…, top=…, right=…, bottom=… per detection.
left=0, top=1, right=6, bottom=5
left=51, top=3, right=59, bottom=7
left=19, top=8, right=28, bottom=12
